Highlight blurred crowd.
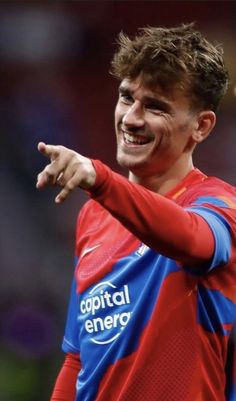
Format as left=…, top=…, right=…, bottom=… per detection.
left=0, top=2, right=235, bottom=400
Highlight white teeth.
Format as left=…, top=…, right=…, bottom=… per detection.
left=123, top=132, right=148, bottom=145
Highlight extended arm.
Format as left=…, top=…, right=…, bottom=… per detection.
left=37, top=143, right=214, bottom=266
left=89, top=160, right=215, bottom=266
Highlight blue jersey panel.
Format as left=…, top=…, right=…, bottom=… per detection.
left=62, top=258, right=80, bottom=353
left=197, top=286, right=236, bottom=335
left=74, top=246, right=179, bottom=400
left=187, top=206, right=231, bottom=270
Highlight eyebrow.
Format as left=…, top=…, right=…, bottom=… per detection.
left=118, top=84, right=171, bottom=112
left=118, top=86, right=132, bottom=96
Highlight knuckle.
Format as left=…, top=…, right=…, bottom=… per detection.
left=57, top=177, right=65, bottom=186
left=66, top=181, right=75, bottom=191
left=70, top=154, right=79, bottom=167
left=57, top=145, right=65, bottom=153
left=56, top=172, right=64, bottom=185
left=44, top=166, right=53, bottom=177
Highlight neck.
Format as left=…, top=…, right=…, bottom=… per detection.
left=128, top=156, right=194, bottom=195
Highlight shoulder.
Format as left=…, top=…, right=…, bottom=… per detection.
left=179, top=174, right=236, bottom=208
left=197, top=175, right=236, bottom=196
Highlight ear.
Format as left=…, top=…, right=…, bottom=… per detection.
left=192, top=111, right=216, bottom=144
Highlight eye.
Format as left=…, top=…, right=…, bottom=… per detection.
left=119, top=93, right=133, bottom=105
left=146, top=102, right=160, bottom=111
left=145, top=101, right=167, bottom=115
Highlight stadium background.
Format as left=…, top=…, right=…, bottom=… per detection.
left=0, top=1, right=235, bottom=400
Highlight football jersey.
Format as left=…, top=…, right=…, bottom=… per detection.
left=62, top=164, right=236, bottom=401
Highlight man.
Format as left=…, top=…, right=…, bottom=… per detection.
left=37, top=23, right=236, bottom=401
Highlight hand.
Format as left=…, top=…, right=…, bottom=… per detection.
left=36, top=142, right=96, bottom=203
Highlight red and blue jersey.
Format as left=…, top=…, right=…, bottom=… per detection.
left=62, top=164, right=236, bottom=401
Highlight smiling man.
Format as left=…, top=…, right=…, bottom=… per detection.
left=37, top=23, right=236, bottom=401
left=115, top=77, right=215, bottom=190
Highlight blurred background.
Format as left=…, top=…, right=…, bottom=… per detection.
left=0, top=1, right=235, bottom=400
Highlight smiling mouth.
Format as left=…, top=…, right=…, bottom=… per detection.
left=123, top=131, right=152, bottom=145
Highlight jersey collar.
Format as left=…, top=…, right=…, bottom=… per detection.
left=166, top=168, right=208, bottom=201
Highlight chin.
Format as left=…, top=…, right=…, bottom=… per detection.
left=116, top=154, right=147, bottom=172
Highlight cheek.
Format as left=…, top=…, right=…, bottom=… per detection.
left=151, top=120, right=171, bottom=147
left=149, top=125, right=179, bottom=158
left=114, top=103, right=123, bottom=126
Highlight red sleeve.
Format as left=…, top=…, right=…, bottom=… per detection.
left=89, top=160, right=215, bottom=267
left=50, top=353, right=81, bottom=401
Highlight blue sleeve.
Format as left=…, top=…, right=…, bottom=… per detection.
left=62, top=260, right=80, bottom=353
left=187, top=205, right=231, bottom=271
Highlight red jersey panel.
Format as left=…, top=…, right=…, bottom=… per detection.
left=63, top=165, right=236, bottom=401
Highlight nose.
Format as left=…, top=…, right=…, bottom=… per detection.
left=122, top=102, right=144, bottom=129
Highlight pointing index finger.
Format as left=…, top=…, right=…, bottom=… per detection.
left=37, top=142, right=59, bottom=160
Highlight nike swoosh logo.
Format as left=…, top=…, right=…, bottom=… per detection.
left=80, top=243, right=102, bottom=259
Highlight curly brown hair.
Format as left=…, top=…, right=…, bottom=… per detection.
left=111, top=23, right=229, bottom=112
